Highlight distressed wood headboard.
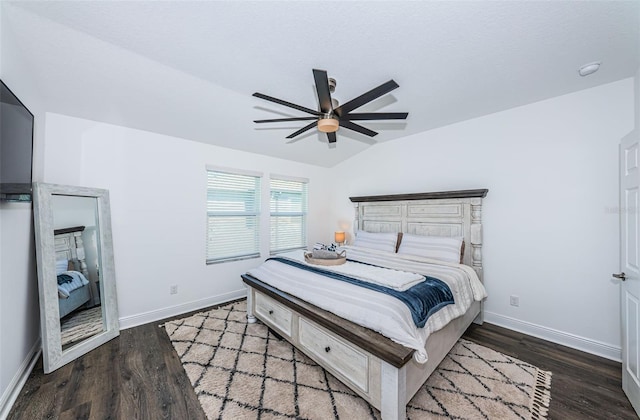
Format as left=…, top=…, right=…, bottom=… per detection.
left=349, top=189, right=488, bottom=282
left=54, top=225, right=91, bottom=280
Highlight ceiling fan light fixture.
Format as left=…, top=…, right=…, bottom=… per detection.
left=318, top=118, right=339, bottom=133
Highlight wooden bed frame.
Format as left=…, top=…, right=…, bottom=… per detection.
left=242, top=189, right=488, bottom=420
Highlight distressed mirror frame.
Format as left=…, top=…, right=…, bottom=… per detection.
left=33, top=183, right=119, bottom=373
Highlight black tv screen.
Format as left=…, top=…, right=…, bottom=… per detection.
left=0, top=80, right=34, bottom=202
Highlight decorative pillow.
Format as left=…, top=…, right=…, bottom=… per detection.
left=352, top=230, right=398, bottom=253
left=397, top=234, right=464, bottom=263
left=56, top=259, right=68, bottom=275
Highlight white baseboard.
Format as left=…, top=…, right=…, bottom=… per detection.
left=118, top=289, right=247, bottom=330
left=483, top=311, right=621, bottom=362
left=0, top=338, right=41, bottom=420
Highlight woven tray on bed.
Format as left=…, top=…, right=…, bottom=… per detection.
left=304, top=251, right=346, bottom=266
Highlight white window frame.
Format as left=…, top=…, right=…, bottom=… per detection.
left=206, top=166, right=262, bottom=264
left=269, top=175, right=308, bottom=255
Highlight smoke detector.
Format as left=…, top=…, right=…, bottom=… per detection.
left=578, top=61, right=601, bottom=77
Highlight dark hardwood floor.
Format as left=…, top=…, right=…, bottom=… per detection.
left=8, top=305, right=638, bottom=420
left=464, top=323, right=637, bottom=420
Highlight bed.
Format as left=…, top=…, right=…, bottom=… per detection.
left=242, top=189, right=488, bottom=420
left=55, top=226, right=93, bottom=318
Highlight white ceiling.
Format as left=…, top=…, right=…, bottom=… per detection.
left=3, top=1, right=639, bottom=167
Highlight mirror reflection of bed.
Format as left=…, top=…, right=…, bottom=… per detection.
left=52, top=194, right=104, bottom=350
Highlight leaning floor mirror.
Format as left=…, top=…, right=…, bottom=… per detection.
left=33, top=183, right=119, bottom=373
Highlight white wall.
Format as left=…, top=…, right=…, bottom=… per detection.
left=331, top=79, right=635, bottom=360
left=43, top=114, right=334, bottom=328
left=0, top=4, right=45, bottom=416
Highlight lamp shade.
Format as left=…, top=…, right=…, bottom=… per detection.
left=334, top=231, right=346, bottom=244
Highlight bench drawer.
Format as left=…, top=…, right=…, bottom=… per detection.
left=254, top=292, right=293, bottom=337
left=298, top=318, right=369, bottom=392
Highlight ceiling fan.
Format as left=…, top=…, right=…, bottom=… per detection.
left=252, top=69, right=408, bottom=144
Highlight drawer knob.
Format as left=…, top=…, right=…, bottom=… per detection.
left=325, top=346, right=331, bottom=353
left=268, top=310, right=274, bottom=315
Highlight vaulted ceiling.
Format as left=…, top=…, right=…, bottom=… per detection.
left=2, top=1, right=639, bottom=167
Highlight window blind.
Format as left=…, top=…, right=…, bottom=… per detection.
left=270, top=178, right=308, bottom=254
left=206, top=170, right=261, bottom=263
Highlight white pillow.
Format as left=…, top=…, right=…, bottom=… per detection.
left=397, top=234, right=463, bottom=263
left=55, top=259, right=68, bottom=275
left=352, top=230, right=398, bottom=253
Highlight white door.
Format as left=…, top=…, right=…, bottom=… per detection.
left=620, top=130, right=640, bottom=416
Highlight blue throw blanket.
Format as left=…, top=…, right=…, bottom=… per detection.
left=57, top=274, right=73, bottom=285
left=268, top=257, right=454, bottom=328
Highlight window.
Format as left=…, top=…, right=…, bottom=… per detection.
left=270, top=177, right=308, bottom=254
left=206, top=168, right=261, bottom=263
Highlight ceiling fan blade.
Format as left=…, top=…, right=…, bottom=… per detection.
left=286, top=121, right=318, bottom=139
left=341, top=112, right=408, bottom=121
left=253, top=92, right=321, bottom=116
left=254, top=116, right=318, bottom=123
left=340, top=120, right=378, bottom=137
left=326, top=132, right=337, bottom=143
left=313, top=69, right=333, bottom=114
left=334, top=80, right=399, bottom=116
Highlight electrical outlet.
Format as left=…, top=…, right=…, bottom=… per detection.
left=170, top=285, right=178, bottom=295
left=510, top=295, right=519, bottom=307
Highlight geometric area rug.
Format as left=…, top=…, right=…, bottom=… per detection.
left=163, top=300, right=552, bottom=419
left=60, top=305, right=103, bottom=347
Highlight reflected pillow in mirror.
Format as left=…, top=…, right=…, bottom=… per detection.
left=397, top=233, right=463, bottom=263
left=352, top=230, right=398, bottom=253
left=56, top=259, right=68, bottom=275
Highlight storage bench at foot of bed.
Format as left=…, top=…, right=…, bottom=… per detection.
left=246, top=278, right=385, bottom=408
left=243, top=274, right=481, bottom=420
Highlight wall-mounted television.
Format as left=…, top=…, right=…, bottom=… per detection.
left=0, top=79, right=34, bottom=202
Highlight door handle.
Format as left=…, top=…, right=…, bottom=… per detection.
left=613, top=272, right=627, bottom=281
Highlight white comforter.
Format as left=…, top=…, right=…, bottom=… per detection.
left=247, top=246, right=487, bottom=363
